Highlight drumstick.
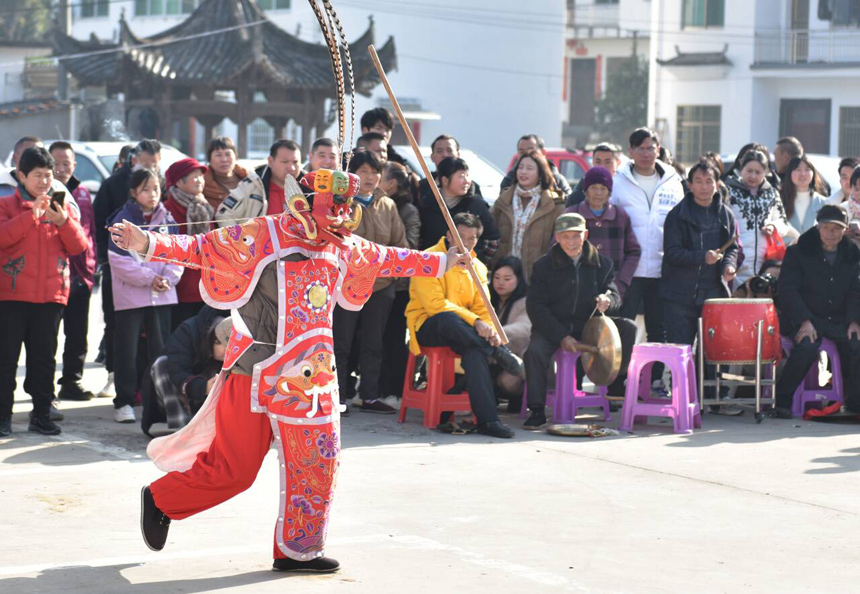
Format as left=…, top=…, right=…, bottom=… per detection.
left=587, top=291, right=612, bottom=320
left=715, top=233, right=738, bottom=257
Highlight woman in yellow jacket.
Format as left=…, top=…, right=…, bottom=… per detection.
left=404, top=212, right=522, bottom=438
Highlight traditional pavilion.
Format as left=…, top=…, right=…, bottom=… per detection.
left=53, top=0, right=396, bottom=155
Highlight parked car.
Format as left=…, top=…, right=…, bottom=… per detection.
left=4, top=141, right=108, bottom=195
left=507, top=148, right=592, bottom=189
left=391, top=145, right=504, bottom=205
left=84, top=141, right=190, bottom=179
left=4, top=140, right=190, bottom=195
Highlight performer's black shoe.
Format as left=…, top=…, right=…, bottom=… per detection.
left=272, top=556, right=341, bottom=573
left=140, top=486, right=171, bottom=551
left=476, top=420, right=515, bottom=439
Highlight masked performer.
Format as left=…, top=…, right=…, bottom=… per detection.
left=110, top=171, right=467, bottom=573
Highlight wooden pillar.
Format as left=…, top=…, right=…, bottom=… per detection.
left=300, top=89, right=313, bottom=152
left=236, top=89, right=249, bottom=158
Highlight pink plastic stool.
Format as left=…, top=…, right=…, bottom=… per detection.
left=620, top=343, right=701, bottom=434
left=519, top=349, right=610, bottom=423
left=779, top=336, right=844, bottom=417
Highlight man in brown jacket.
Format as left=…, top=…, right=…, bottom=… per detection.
left=333, top=151, right=407, bottom=414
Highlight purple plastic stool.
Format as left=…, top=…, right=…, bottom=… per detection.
left=520, top=349, right=610, bottom=422
left=779, top=336, right=844, bottom=417
left=620, top=343, right=701, bottom=434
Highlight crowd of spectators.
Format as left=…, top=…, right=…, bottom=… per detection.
left=2, top=107, right=859, bottom=438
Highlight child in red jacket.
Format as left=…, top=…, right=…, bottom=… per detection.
left=0, top=147, right=88, bottom=436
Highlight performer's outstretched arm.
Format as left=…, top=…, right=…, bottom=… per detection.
left=337, top=236, right=468, bottom=311
left=109, top=218, right=206, bottom=269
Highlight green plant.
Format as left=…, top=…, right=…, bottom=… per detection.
left=595, top=52, right=649, bottom=147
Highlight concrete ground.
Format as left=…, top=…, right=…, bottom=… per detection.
left=2, top=289, right=860, bottom=593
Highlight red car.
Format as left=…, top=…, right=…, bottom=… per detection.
left=507, top=149, right=591, bottom=187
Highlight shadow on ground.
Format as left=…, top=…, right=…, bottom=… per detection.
left=0, top=564, right=332, bottom=594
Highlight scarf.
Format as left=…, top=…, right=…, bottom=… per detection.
left=511, top=185, right=542, bottom=258
left=169, top=185, right=213, bottom=235
left=354, top=193, right=373, bottom=207
left=202, top=164, right=248, bottom=209
left=848, top=194, right=860, bottom=223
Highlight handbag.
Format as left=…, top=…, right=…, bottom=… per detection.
left=763, top=229, right=786, bottom=261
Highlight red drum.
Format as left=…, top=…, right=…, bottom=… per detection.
left=701, top=298, right=780, bottom=364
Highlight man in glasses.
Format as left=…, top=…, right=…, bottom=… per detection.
left=609, top=127, right=684, bottom=394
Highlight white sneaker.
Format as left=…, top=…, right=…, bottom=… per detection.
left=114, top=405, right=136, bottom=424
left=98, top=372, right=116, bottom=398
left=380, top=395, right=401, bottom=410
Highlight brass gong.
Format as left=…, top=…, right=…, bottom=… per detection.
left=578, top=315, right=622, bottom=386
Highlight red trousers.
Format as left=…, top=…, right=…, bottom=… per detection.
left=150, top=373, right=340, bottom=560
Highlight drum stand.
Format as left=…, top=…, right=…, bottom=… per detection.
left=697, top=318, right=777, bottom=423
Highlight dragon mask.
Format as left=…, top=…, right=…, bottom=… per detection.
left=286, top=170, right=362, bottom=247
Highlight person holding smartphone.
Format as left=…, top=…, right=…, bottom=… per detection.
left=0, top=147, right=88, bottom=437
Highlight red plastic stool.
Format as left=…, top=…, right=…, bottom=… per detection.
left=399, top=347, right=473, bottom=428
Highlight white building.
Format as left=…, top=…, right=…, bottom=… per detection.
left=0, top=41, right=53, bottom=104
left=563, top=0, right=651, bottom=148
left=70, top=0, right=565, bottom=168
left=649, top=0, right=860, bottom=163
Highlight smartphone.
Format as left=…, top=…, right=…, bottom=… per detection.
left=51, top=191, right=66, bottom=209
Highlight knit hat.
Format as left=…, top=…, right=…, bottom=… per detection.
left=165, top=158, right=208, bottom=191
left=582, top=166, right=613, bottom=193
left=214, top=317, right=233, bottom=344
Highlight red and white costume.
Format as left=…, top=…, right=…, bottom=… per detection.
left=141, top=176, right=445, bottom=561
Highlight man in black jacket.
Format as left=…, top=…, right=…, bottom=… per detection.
left=773, top=205, right=860, bottom=418
left=523, top=213, right=637, bottom=429
left=661, top=162, right=740, bottom=412
left=418, top=156, right=500, bottom=264
left=417, top=134, right=483, bottom=204
left=661, top=163, right=739, bottom=346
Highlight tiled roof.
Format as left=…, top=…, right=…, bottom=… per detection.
left=656, top=44, right=732, bottom=67
left=54, top=0, right=396, bottom=92
left=0, top=97, right=77, bottom=120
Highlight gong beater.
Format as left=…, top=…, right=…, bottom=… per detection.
left=575, top=315, right=622, bottom=386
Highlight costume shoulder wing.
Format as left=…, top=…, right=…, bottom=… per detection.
left=198, top=219, right=275, bottom=306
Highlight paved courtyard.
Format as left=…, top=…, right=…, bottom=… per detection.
left=2, top=291, right=860, bottom=593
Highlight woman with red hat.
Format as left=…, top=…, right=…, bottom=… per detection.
left=164, top=158, right=212, bottom=330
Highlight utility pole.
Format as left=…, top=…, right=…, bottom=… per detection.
left=57, top=0, right=71, bottom=100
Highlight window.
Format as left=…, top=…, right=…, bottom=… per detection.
left=559, top=160, right=586, bottom=186
left=682, top=0, right=724, bottom=27
left=73, top=155, right=105, bottom=186
left=249, top=118, right=275, bottom=154
left=257, top=0, right=291, bottom=9
left=780, top=99, right=831, bottom=154
left=840, top=107, right=860, bottom=156
left=80, top=0, right=109, bottom=18
left=136, top=0, right=199, bottom=16
left=675, top=105, right=721, bottom=164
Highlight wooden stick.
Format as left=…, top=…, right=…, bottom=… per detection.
left=367, top=45, right=508, bottom=344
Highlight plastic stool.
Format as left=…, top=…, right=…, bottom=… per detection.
left=620, top=343, right=701, bottom=434
left=780, top=336, right=844, bottom=417
left=519, top=349, right=610, bottom=422
left=399, top=347, right=473, bottom=428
